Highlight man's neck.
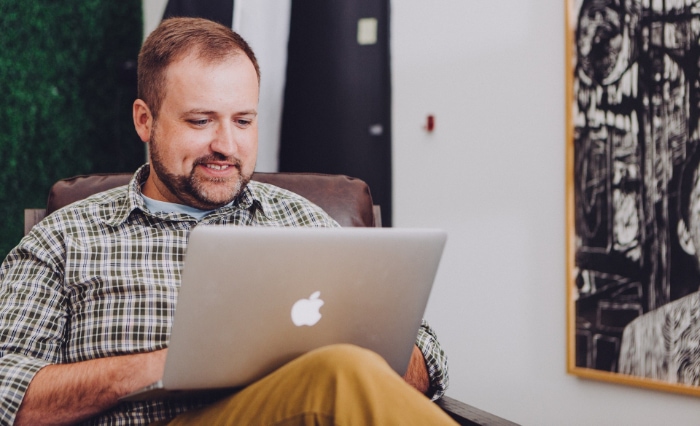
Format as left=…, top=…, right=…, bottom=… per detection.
left=141, top=194, right=225, bottom=220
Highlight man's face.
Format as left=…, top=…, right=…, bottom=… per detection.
left=139, top=53, right=259, bottom=210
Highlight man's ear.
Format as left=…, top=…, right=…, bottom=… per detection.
left=678, top=219, right=696, bottom=255
left=133, top=99, right=153, bottom=143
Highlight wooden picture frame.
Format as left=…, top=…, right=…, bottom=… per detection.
left=566, top=0, right=700, bottom=396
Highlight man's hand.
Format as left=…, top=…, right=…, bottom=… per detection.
left=15, top=349, right=167, bottom=426
left=403, top=344, right=430, bottom=394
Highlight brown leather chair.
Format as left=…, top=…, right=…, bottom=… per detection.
left=24, top=172, right=378, bottom=233
left=23, top=172, right=518, bottom=426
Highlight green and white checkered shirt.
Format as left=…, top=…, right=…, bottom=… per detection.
left=0, top=165, right=448, bottom=425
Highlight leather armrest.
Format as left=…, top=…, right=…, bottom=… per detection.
left=436, top=396, right=520, bottom=426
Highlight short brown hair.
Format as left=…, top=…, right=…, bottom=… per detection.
left=137, top=17, right=260, bottom=118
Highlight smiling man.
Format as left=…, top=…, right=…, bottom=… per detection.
left=0, top=18, right=453, bottom=425
left=136, top=50, right=259, bottom=210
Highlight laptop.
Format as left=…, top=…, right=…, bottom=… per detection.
left=121, top=226, right=447, bottom=401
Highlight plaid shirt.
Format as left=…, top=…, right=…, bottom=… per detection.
left=0, top=165, right=448, bottom=425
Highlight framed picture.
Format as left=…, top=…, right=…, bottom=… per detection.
left=566, top=0, right=700, bottom=396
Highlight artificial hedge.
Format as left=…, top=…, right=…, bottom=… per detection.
left=0, top=1, right=144, bottom=259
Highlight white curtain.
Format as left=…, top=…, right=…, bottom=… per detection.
left=233, top=0, right=291, bottom=172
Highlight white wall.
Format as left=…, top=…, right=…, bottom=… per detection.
left=391, top=1, right=700, bottom=425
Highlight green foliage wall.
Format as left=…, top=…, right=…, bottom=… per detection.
left=0, top=1, right=144, bottom=259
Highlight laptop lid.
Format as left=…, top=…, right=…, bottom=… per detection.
left=133, top=226, right=446, bottom=396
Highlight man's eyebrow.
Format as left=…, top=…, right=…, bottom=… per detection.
left=235, top=110, right=258, bottom=117
left=181, top=109, right=215, bottom=117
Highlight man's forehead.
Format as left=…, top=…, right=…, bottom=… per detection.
left=163, top=55, right=257, bottom=94
left=157, top=52, right=260, bottom=114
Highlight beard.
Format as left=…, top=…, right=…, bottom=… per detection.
left=148, top=131, right=253, bottom=210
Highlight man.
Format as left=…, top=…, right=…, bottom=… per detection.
left=0, top=18, right=454, bottom=425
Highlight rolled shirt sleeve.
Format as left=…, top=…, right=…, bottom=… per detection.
left=415, top=319, right=449, bottom=400
left=0, top=354, right=51, bottom=424
left=0, top=229, right=68, bottom=424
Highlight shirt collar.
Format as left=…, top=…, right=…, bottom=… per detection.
left=105, top=165, right=267, bottom=226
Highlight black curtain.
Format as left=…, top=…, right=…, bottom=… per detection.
left=162, top=0, right=233, bottom=27
left=279, top=0, right=392, bottom=226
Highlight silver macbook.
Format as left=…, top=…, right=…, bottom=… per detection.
left=121, top=226, right=447, bottom=401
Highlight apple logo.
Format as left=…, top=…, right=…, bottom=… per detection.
left=291, top=291, right=324, bottom=326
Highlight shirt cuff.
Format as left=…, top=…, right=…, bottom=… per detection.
left=0, top=353, right=51, bottom=425
left=415, top=319, right=449, bottom=401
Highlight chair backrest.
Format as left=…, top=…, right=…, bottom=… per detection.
left=24, top=172, right=378, bottom=235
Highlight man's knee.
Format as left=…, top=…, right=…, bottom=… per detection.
left=302, top=344, right=386, bottom=373
left=291, top=343, right=399, bottom=390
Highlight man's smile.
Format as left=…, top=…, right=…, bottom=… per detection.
left=204, top=164, right=231, bottom=170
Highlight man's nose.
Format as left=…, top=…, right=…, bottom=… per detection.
left=210, top=121, right=238, bottom=156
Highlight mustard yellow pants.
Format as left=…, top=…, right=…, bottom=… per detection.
left=157, top=344, right=457, bottom=425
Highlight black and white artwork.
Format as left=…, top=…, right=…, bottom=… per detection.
left=568, top=0, right=700, bottom=395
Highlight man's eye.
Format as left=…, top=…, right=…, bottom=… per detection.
left=236, top=119, right=251, bottom=127
left=189, top=119, right=209, bottom=126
